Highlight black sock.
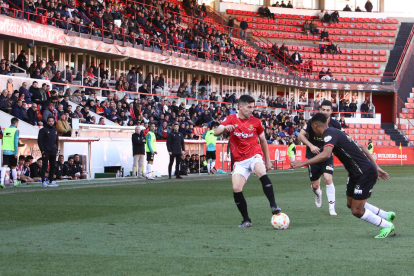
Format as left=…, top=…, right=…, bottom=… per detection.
left=259, top=175, right=277, bottom=208
left=233, top=192, right=250, bottom=222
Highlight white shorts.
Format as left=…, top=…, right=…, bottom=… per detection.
left=290, top=156, right=295, bottom=162
left=232, top=154, right=264, bottom=181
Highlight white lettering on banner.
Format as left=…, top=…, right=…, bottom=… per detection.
left=220, top=152, right=231, bottom=162
left=233, top=132, right=254, bottom=139
left=275, top=149, right=279, bottom=161
left=377, top=154, right=408, bottom=161
left=0, top=18, right=63, bottom=44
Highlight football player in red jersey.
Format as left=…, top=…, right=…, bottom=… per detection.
left=214, top=95, right=282, bottom=228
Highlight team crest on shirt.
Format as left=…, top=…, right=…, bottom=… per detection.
left=324, top=136, right=332, bottom=142
left=234, top=124, right=238, bottom=127
left=249, top=124, right=254, bottom=130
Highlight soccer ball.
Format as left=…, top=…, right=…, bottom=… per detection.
left=271, top=213, right=290, bottom=230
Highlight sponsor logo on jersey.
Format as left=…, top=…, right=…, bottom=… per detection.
left=249, top=124, right=254, bottom=130
left=325, top=165, right=334, bottom=171
left=234, top=131, right=254, bottom=139
left=324, top=135, right=332, bottom=142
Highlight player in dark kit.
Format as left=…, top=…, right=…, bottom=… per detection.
left=299, top=100, right=341, bottom=215
left=292, top=113, right=395, bottom=238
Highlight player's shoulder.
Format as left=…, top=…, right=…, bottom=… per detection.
left=329, top=118, right=342, bottom=129
left=324, top=126, right=343, bottom=136
left=222, top=114, right=235, bottom=123
left=249, top=115, right=262, bottom=123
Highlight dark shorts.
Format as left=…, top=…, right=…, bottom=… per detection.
left=2, top=154, right=17, bottom=167
left=206, top=151, right=216, bottom=160
left=146, top=152, right=154, bottom=162
left=307, top=156, right=334, bottom=181
left=346, top=167, right=378, bottom=200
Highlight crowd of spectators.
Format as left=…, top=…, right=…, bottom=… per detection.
left=3, top=0, right=278, bottom=70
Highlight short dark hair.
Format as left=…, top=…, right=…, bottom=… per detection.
left=320, top=100, right=332, bottom=108
left=311, top=113, right=328, bottom=124
left=47, top=116, right=55, bottom=121
left=11, top=117, right=19, bottom=125
left=19, top=155, right=26, bottom=161
left=68, top=157, right=74, bottom=161
left=239, top=94, right=255, bottom=105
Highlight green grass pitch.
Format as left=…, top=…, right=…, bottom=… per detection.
left=0, top=165, right=413, bottom=276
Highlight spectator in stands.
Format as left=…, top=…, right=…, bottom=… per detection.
left=27, top=103, right=42, bottom=126
left=365, top=0, right=373, bottom=12
left=157, top=121, right=170, bottom=139
left=42, top=64, right=54, bottom=80
left=29, top=81, right=43, bottom=104
left=0, top=63, right=10, bottom=75
left=355, top=6, right=362, bottom=12
left=309, top=21, right=318, bottom=35
left=318, top=10, right=324, bottom=21
left=321, top=28, right=329, bottom=39
left=56, top=114, right=72, bottom=136
left=361, top=100, right=370, bottom=117
left=331, top=11, right=340, bottom=23
left=286, top=1, right=293, bottom=8
left=343, top=4, right=352, bottom=11
left=280, top=1, right=287, bottom=7
left=0, top=90, right=12, bottom=113
left=240, top=18, right=248, bottom=40
left=19, top=82, right=32, bottom=103
left=15, top=50, right=28, bottom=71
left=349, top=100, right=358, bottom=117
left=272, top=1, right=280, bottom=7
left=322, top=12, right=331, bottom=23
left=291, top=51, right=302, bottom=65
left=303, top=20, right=310, bottom=35
left=339, top=116, right=348, bottom=128
left=11, top=100, right=26, bottom=121
left=228, top=16, right=234, bottom=37
left=42, top=103, right=58, bottom=123
left=319, top=68, right=326, bottom=79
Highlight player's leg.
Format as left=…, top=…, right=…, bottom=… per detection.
left=232, top=173, right=251, bottom=227
left=41, top=154, right=49, bottom=186
left=146, top=153, right=154, bottom=179
left=175, top=154, right=182, bottom=179
left=309, top=164, right=323, bottom=208
left=253, top=161, right=281, bottom=214
left=168, top=154, right=174, bottom=179
left=0, top=163, right=8, bottom=188
left=323, top=173, right=336, bottom=215
left=348, top=173, right=394, bottom=238
left=10, top=166, right=20, bottom=187
left=364, top=202, right=395, bottom=222
left=138, top=155, right=144, bottom=178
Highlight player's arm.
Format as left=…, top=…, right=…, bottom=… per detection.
left=259, top=134, right=272, bottom=170
left=357, top=142, right=390, bottom=180
left=298, top=129, right=320, bottom=154
left=214, top=125, right=234, bottom=136
left=292, top=145, right=332, bottom=168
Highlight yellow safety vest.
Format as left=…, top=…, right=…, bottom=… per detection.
left=287, top=143, right=296, bottom=158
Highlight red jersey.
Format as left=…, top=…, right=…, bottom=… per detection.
left=221, top=114, right=264, bottom=162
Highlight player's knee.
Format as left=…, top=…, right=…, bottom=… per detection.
left=311, top=182, right=319, bottom=190
left=233, top=186, right=243, bottom=193
left=351, top=207, right=364, bottom=218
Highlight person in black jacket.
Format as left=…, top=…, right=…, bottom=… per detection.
left=54, top=155, right=65, bottom=180
left=167, top=123, right=185, bottom=179
left=132, top=126, right=146, bottom=178
left=240, top=19, right=248, bottom=40
left=27, top=103, right=43, bottom=126
left=37, top=116, right=59, bottom=187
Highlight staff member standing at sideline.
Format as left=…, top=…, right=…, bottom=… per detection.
left=132, top=126, right=146, bottom=178
left=167, top=123, right=185, bottom=179
left=38, top=116, right=59, bottom=187
left=145, top=123, right=157, bottom=180
left=1, top=117, right=21, bottom=188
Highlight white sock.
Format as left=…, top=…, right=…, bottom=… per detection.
left=0, top=167, right=6, bottom=184
left=311, top=185, right=321, bottom=195
left=207, top=163, right=211, bottom=173
left=146, top=164, right=152, bottom=177
left=364, top=202, right=389, bottom=219
left=12, top=169, right=17, bottom=183
left=326, top=183, right=336, bottom=209
left=360, top=208, right=392, bottom=228
left=211, top=161, right=215, bottom=169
